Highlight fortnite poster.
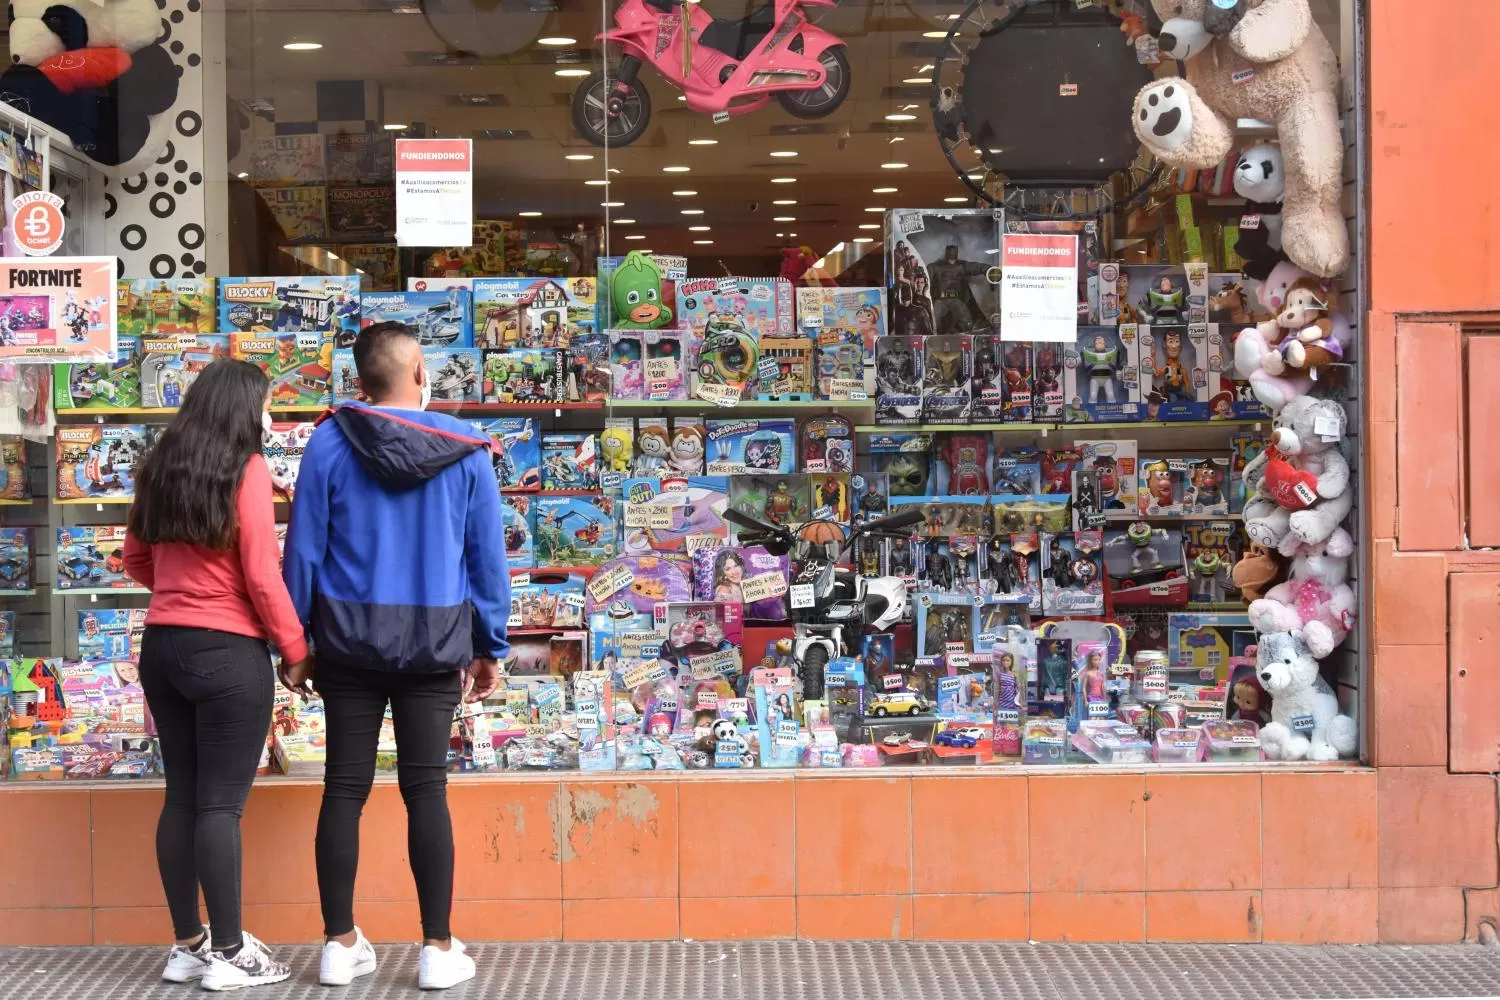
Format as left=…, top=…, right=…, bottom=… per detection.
left=0, top=257, right=116, bottom=363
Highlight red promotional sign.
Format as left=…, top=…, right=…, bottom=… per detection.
left=12, top=191, right=66, bottom=256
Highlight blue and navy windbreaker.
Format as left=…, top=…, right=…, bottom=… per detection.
left=283, top=402, right=511, bottom=672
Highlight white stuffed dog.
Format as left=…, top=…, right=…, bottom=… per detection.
left=1256, top=625, right=1358, bottom=761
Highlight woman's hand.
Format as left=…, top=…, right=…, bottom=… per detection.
left=278, top=657, right=316, bottom=701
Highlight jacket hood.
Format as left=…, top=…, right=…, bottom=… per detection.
left=323, top=403, right=495, bottom=488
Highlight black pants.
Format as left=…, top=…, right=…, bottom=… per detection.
left=139, top=626, right=274, bottom=951
left=314, top=657, right=462, bottom=941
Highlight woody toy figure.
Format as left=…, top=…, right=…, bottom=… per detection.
left=1080, top=333, right=1122, bottom=404
left=1152, top=329, right=1194, bottom=403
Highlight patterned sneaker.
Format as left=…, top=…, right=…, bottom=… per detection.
left=199, top=932, right=291, bottom=991
left=320, top=927, right=378, bottom=987
left=162, top=930, right=211, bottom=983
left=418, top=937, right=476, bottom=990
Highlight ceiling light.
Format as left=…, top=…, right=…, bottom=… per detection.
left=538, top=35, right=576, bottom=45
left=326, top=251, right=340, bottom=260
left=283, top=40, right=322, bottom=50
left=662, top=165, right=690, bottom=173
left=693, top=240, right=714, bottom=245
left=864, top=207, right=886, bottom=213
left=688, top=138, right=717, bottom=145
left=888, top=136, right=905, bottom=143
left=769, top=150, right=797, bottom=158
left=672, top=190, right=697, bottom=196
left=565, top=153, right=594, bottom=161
left=881, top=162, right=909, bottom=169
left=858, top=223, right=879, bottom=230
left=585, top=179, right=610, bottom=186
left=689, top=225, right=710, bottom=231
left=902, top=77, right=931, bottom=84
left=919, top=63, right=935, bottom=72
left=922, top=30, right=947, bottom=38
left=518, top=211, right=542, bottom=217
left=236, top=171, right=249, bottom=179
left=625, top=234, right=646, bottom=240
left=554, top=67, right=590, bottom=77
left=601, top=201, right=625, bottom=208
left=776, top=232, right=785, bottom=238
left=944, top=196, right=967, bottom=203
left=382, top=122, right=407, bottom=131
left=873, top=186, right=897, bottom=193
left=773, top=216, right=796, bottom=222
left=770, top=177, right=796, bottom=184
left=614, top=218, right=636, bottom=224
left=681, top=208, right=704, bottom=215
left=885, top=113, right=917, bottom=122
left=853, top=237, right=874, bottom=243
left=677, top=95, right=687, bottom=101
left=946, top=13, right=959, bottom=19
left=772, top=199, right=797, bottom=206
left=789, top=232, right=797, bottom=237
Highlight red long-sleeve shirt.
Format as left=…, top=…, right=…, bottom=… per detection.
left=123, top=455, right=309, bottom=664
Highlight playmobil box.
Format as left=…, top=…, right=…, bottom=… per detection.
left=619, top=476, right=729, bottom=553
left=55, top=424, right=155, bottom=500
left=55, top=526, right=136, bottom=591
left=360, top=290, right=473, bottom=347
left=138, top=334, right=230, bottom=408
left=501, top=495, right=535, bottom=569
left=1063, top=325, right=1141, bottom=423
left=706, top=418, right=795, bottom=476
left=217, top=276, right=360, bottom=343
left=470, top=418, right=540, bottom=492
left=796, top=286, right=886, bottom=353
left=1118, top=263, right=1209, bottom=326
left=117, top=278, right=215, bottom=335
left=54, top=337, right=142, bottom=409
left=482, top=348, right=563, bottom=403
left=874, top=336, right=923, bottom=425
left=262, top=422, right=314, bottom=497
left=1138, top=324, right=1217, bottom=421
left=78, top=609, right=149, bottom=662
left=0, top=527, right=31, bottom=593
left=597, top=252, right=686, bottom=331
left=541, top=433, right=599, bottom=491
left=885, top=208, right=1001, bottom=338
left=534, top=495, right=618, bottom=568
left=679, top=277, right=794, bottom=341
left=472, top=276, right=597, bottom=349
left=330, top=348, right=363, bottom=402
left=231, top=332, right=334, bottom=406
left=422, top=348, right=483, bottom=404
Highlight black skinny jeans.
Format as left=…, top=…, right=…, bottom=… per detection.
left=314, top=657, right=462, bottom=941
left=139, top=626, right=274, bottom=951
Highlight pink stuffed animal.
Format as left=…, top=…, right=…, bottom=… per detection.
left=1247, top=526, right=1356, bottom=647
left=1232, top=261, right=1314, bottom=410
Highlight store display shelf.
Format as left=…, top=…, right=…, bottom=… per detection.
left=0, top=497, right=33, bottom=506
left=53, top=497, right=134, bottom=505
left=853, top=418, right=1267, bottom=434
left=528, top=489, right=604, bottom=497
left=854, top=423, right=1043, bottom=433
left=53, top=401, right=607, bottom=419
left=0, top=589, right=37, bottom=598
left=429, top=401, right=605, bottom=414
left=609, top=399, right=871, bottom=411
left=512, top=565, right=598, bottom=576
left=50, top=587, right=150, bottom=597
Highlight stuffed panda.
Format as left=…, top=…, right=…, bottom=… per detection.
left=1232, top=142, right=1287, bottom=282
left=0, top=0, right=180, bottom=173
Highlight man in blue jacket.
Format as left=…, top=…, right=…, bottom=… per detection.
left=282, top=321, right=509, bottom=991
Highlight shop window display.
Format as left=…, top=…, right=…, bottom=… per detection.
left=0, top=0, right=1363, bottom=778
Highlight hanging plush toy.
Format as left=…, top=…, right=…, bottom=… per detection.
left=1131, top=0, right=1348, bottom=277
left=1232, top=142, right=1287, bottom=280
left=0, top=0, right=179, bottom=173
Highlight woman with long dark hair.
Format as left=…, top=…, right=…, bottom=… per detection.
left=124, top=359, right=310, bottom=991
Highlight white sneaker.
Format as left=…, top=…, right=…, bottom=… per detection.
left=199, top=932, right=290, bottom=991
left=418, top=937, right=476, bottom=990
left=320, top=928, right=378, bottom=987
left=162, top=930, right=211, bottom=983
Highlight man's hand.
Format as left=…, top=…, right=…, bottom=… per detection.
left=463, top=657, right=502, bottom=703
left=278, top=657, right=316, bottom=701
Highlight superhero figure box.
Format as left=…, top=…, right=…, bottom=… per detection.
left=1063, top=326, right=1141, bottom=423
left=885, top=208, right=1001, bottom=339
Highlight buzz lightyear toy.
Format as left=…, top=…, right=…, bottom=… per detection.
left=1080, top=334, right=1121, bottom=404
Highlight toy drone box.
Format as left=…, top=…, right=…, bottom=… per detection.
left=422, top=348, right=483, bottom=404
left=217, top=276, right=360, bottom=343
left=534, top=496, right=618, bottom=568
left=679, top=277, right=794, bottom=341
left=472, top=276, right=597, bottom=349
left=117, top=279, right=214, bottom=335
left=1064, top=325, right=1141, bottom=423
left=77, top=609, right=148, bottom=662
left=885, top=208, right=1001, bottom=338
left=55, top=424, right=155, bottom=500
left=1120, top=263, right=1210, bottom=326
left=923, top=335, right=972, bottom=424
left=55, top=526, right=135, bottom=591
left=262, top=423, right=314, bottom=498
left=796, top=286, right=887, bottom=353
left=0, top=527, right=31, bottom=593
left=470, top=418, right=540, bottom=492
left=231, top=332, right=334, bottom=406
left=1138, top=325, right=1218, bottom=421
left=360, top=290, right=473, bottom=347
left=54, top=337, right=141, bottom=410
left=139, top=334, right=230, bottom=408
left=482, top=348, right=563, bottom=403
left=875, top=336, right=923, bottom=425
left=706, top=418, right=795, bottom=476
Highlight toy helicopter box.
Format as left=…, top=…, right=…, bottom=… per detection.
left=1063, top=325, right=1141, bottom=423
left=706, top=418, right=796, bottom=476
left=360, top=290, right=473, bottom=347
left=231, top=332, right=334, bottom=407
left=482, top=347, right=563, bottom=403
left=54, top=526, right=135, bottom=591
left=885, top=208, right=1001, bottom=338
left=54, top=337, right=141, bottom=409
left=217, top=276, right=360, bottom=341
left=138, top=334, right=230, bottom=408
left=55, top=424, right=156, bottom=500
left=117, top=278, right=215, bottom=335
left=679, top=277, right=794, bottom=341
left=534, top=495, right=618, bottom=568
left=1137, top=324, right=1217, bottom=421
left=0, top=527, right=31, bottom=593
left=472, top=276, right=597, bottom=349
left=470, top=417, right=540, bottom=492
left=421, top=348, right=483, bottom=404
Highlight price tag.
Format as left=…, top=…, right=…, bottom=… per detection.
left=881, top=673, right=904, bottom=691
left=576, top=711, right=599, bottom=731
left=511, top=573, right=530, bottom=588
left=996, top=709, right=1020, bottom=723
left=690, top=649, right=740, bottom=679
left=775, top=719, right=798, bottom=747
left=741, top=571, right=789, bottom=603
left=948, top=652, right=971, bottom=669
left=945, top=642, right=966, bottom=656
left=1232, top=733, right=1260, bottom=744
left=1088, top=701, right=1109, bottom=717
left=789, top=584, right=816, bottom=609
left=624, top=502, right=675, bottom=528
left=648, top=380, right=674, bottom=399
left=697, top=382, right=742, bottom=407
left=645, top=357, right=679, bottom=382
left=1239, top=214, right=1261, bottom=230
left=724, top=697, right=749, bottom=716
left=1313, top=414, right=1342, bottom=439
left=587, top=564, right=636, bottom=603
left=561, top=592, right=586, bottom=607
left=621, top=662, right=655, bottom=690
left=716, top=277, right=739, bottom=294
left=1059, top=82, right=1078, bottom=96
left=1292, top=482, right=1318, bottom=506
left=601, top=471, right=622, bottom=490
left=1231, top=68, right=1256, bottom=85
left=757, top=356, right=783, bottom=383
left=697, top=691, right=719, bottom=710
left=1291, top=714, right=1315, bottom=733
left=686, top=534, right=725, bottom=553
left=828, top=377, right=864, bottom=399
left=812, top=505, right=834, bottom=521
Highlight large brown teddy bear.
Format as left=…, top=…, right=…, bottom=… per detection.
left=1131, top=0, right=1347, bottom=278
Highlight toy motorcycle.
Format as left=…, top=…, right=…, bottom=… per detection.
left=723, top=505, right=921, bottom=700
left=572, top=0, right=850, bottom=148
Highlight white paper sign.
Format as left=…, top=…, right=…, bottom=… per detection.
left=396, top=139, right=473, bottom=247
left=1000, top=232, right=1079, bottom=343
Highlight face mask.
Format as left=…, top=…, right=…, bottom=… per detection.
left=419, top=378, right=432, bottom=411
left=261, top=409, right=275, bottom=442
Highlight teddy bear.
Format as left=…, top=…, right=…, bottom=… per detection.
left=1131, top=0, right=1347, bottom=278
left=1232, top=142, right=1287, bottom=280
left=1255, top=625, right=1358, bottom=761
left=0, top=0, right=179, bottom=173
left=1247, top=526, right=1356, bottom=647
left=1265, top=395, right=1352, bottom=547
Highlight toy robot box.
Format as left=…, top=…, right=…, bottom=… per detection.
left=482, top=348, right=563, bottom=403
left=0, top=527, right=31, bottom=592
left=360, top=290, right=473, bottom=347
left=55, top=424, right=155, bottom=500
left=263, top=422, right=314, bottom=498
left=534, top=495, right=618, bottom=568
left=138, top=334, right=230, bottom=408
left=54, top=337, right=142, bottom=409
left=472, top=276, right=597, bottom=349
left=1138, top=324, right=1220, bottom=421
left=117, top=279, right=214, bottom=335
left=1063, top=326, right=1141, bottom=423
left=422, top=348, right=483, bottom=404
left=922, top=334, right=972, bottom=424
left=679, top=277, right=794, bottom=341
left=231, top=332, right=334, bottom=407
left=55, top=526, right=136, bottom=591
left=874, top=336, right=923, bottom=425
left=706, top=418, right=795, bottom=476
left=795, top=286, right=887, bottom=353
left=470, top=418, right=540, bottom=492
left=886, top=208, right=1001, bottom=339
left=217, top=276, right=360, bottom=342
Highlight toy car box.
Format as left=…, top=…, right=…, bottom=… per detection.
left=360, top=290, right=473, bottom=347
left=138, top=334, right=230, bottom=408
left=1101, top=525, right=1188, bottom=605
left=231, top=332, right=334, bottom=406
left=217, top=276, right=360, bottom=342
left=885, top=208, right=1000, bottom=338
left=422, top=348, right=483, bottom=404
left=705, top=418, right=795, bottom=476
left=55, top=424, right=156, bottom=500
left=0, top=527, right=31, bottom=593
left=55, top=526, right=136, bottom=590
left=470, top=418, right=540, bottom=492
left=117, top=278, right=215, bottom=335
left=54, top=337, right=142, bottom=410
left=1064, top=325, right=1141, bottom=423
